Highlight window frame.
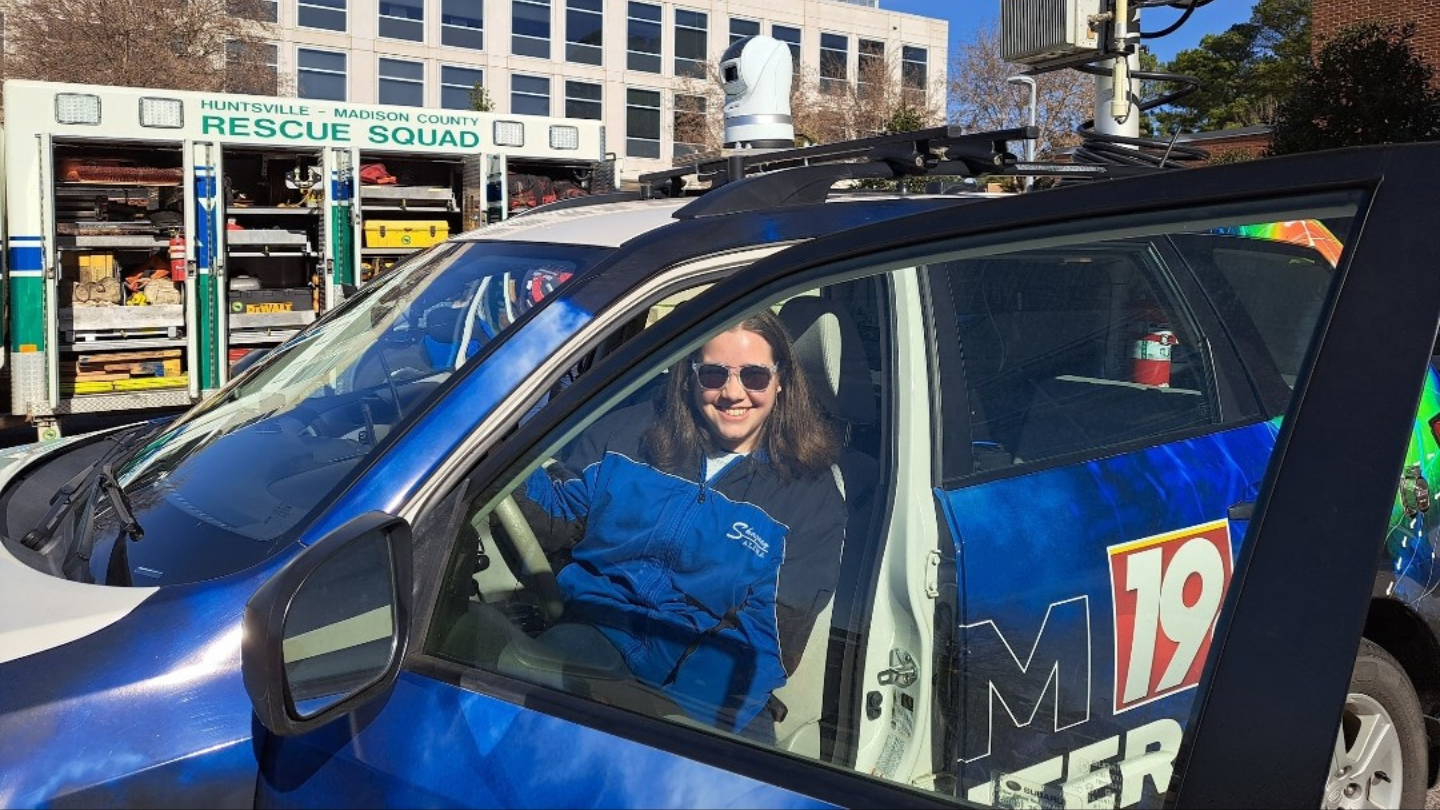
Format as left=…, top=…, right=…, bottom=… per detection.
left=440, top=65, right=485, bottom=110
left=440, top=0, right=484, bottom=50
left=378, top=57, right=425, bottom=107
left=377, top=0, right=425, bottom=42
left=296, top=47, right=347, bottom=101
left=565, top=80, right=603, bottom=121
left=565, top=0, right=604, bottom=65
left=297, top=0, right=346, bottom=32
left=673, top=7, right=708, bottom=79
left=625, top=87, right=661, bottom=159
left=820, top=32, right=848, bottom=94
left=627, top=1, right=663, bottom=74
left=512, top=0, right=553, bottom=59
left=510, top=73, right=551, bottom=117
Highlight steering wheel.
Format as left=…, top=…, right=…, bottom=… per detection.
left=492, top=493, right=564, bottom=622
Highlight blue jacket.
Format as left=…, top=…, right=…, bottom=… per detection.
left=524, top=403, right=846, bottom=732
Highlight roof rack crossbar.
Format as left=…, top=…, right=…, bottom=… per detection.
left=639, top=125, right=1039, bottom=196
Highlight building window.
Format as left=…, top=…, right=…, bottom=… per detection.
left=441, top=0, right=483, bottom=50
left=858, top=38, right=884, bottom=96
left=903, top=45, right=928, bottom=91
left=729, top=17, right=758, bottom=45
left=297, top=47, right=346, bottom=101
left=226, top=40, right=279, bottom=94
left=565, top=0, right=603, bottom=65
left=674, top=9, right=707, bottom=79
left=673, top=92, right=707, bottom=158
left=228, top=0, right=277, bottom=22
left=378, top=57, right=424, bottom=106
left=627, top=2, right=661, bottom=74
left=626, top=88, right=660, bottom=159
left=566, top=80, right=602, bottom=120
left=772, top=24, right=800, bottom=73
left=820, top=33, right=848, bottom=94
left=441, top=65, right=485, bottom=110
left=378, top=0, right=424, bottom=42
left=298, top=0, right=346, bottom=32
left=513, top=0, right=551, bottom=59
left=512, top=74, right=550, bottom=116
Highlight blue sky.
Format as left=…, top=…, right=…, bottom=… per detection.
left=884, top=0, right=1259, bottom=62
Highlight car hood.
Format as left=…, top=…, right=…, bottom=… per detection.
left=0, top=429, right=157, bottom=664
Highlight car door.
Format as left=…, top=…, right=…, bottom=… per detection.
left=928, top=227, right=1342, bottom=805
left=245, top=144, right=1440, bottom=809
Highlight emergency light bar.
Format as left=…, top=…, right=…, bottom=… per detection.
left=140, top=97, right=184, bottom=129
left=55, top=94, right=101, bottom=125
left=494, top=121, right=526, bottom=147
left=549, top=125, right=580, bottom=150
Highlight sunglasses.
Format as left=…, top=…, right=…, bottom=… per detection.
left=691, top=362, right=778, bottom=392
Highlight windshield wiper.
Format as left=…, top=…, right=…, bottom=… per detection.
left=17, top=425, right=148, bottom=555
left=96, top=463, right=144, bottom=540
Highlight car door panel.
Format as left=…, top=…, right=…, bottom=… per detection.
left=257, top=671, right=835, bottom=809
left=939, top=421, right=1275, bottom=805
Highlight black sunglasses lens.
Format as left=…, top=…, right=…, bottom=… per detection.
left=739, top=366, right=773, bottom=390
left=695, top=364, right=730, bottom=390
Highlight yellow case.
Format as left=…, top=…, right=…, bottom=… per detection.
left=363, top=220, right=450, bottom=248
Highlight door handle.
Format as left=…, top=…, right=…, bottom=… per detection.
left=1228, top=501, right=1254, bottom=521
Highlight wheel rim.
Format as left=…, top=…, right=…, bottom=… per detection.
left=1322, top=692, right=1405, bottom=809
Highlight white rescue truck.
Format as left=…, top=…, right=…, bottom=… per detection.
left=1, top=79, right=610, bottom=437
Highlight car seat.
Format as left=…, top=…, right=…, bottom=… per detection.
left=773, top=294, right=878, bottom=757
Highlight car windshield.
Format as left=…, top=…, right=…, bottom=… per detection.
left=85, top=240, right=611, bottom=587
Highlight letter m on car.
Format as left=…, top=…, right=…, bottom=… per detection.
left=956, top=596, right=1092, bottom=763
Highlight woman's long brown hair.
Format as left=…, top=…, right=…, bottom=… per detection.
left=643, top=310, right=838, bottom=482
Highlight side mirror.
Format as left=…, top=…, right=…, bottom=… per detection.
left=242, top=512, right=412, bottom=736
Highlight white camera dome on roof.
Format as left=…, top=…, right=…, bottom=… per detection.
left=720, top=35, right=794, bottom=149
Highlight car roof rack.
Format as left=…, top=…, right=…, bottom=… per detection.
left=636, top=125, right=1169, bottom=220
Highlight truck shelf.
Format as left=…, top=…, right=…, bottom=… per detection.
left=228, top=206, right=319, bottom=216
left=360, top=185, right=456, bottom=210
left=57, top=235, right=168, bottom=250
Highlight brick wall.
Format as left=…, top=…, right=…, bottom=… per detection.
left=1312, top=0, right=1440, bottom=87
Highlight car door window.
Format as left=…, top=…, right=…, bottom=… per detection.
left=942, top=243, right=1217, bottom=471
left=428, top=275, right=890, bottom=752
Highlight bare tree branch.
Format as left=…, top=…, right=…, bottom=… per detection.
left=0, top=0, right=279, bottom=98
left=948, top=19, right=1091, bottom=158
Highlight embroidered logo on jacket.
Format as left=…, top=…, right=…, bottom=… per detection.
left=727, top=521, right=769, bottom=558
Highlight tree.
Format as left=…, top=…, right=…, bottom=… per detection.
left=1270, top=21, right=1440, bottom=155
left=1152, top=0, right=1311, bottom=132
left=947, top=20, right=1090, bottom=160
left=468, top=83, right=495, bottom=112
left=0, top=0, right=275, bottom=94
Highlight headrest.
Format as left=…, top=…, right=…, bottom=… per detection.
left=777, top=296, right=874, bottom=427
left=426, top=306, right=461, bottom=343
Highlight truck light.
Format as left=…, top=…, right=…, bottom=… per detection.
left=55, top=94, right=101, bottom=125
left=140, top=97, right=185, bottom=129
left=494, top=121, right=525, bottom=147
left=549, top=125, right=579, bottom=150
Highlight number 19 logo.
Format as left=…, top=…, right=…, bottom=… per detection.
left=1108, top=520, right=1233, bottom=713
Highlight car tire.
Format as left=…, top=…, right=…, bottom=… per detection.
left=1323, top=639, right=1426, bottom=809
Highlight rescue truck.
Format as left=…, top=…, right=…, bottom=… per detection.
left=1, top=79, right=610, bottom=438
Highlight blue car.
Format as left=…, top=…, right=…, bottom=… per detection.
left=5, top=138, right=1440, bottom=809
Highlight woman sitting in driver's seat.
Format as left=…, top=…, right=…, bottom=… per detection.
left=520, top=310, right=845, bottom=739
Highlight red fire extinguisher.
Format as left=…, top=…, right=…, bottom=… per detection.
left=168, top=234, right=187, bottom=283
left=1132, top=328, right=1178, bottom=387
